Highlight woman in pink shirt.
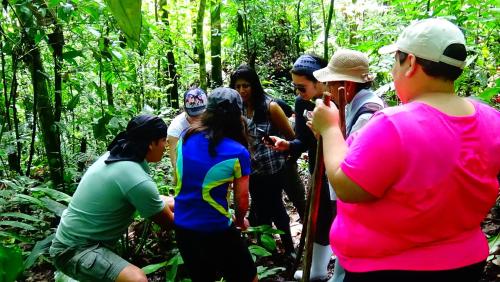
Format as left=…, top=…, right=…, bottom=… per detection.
left=311, top=18, right=500, bottom=282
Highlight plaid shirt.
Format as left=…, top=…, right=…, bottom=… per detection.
left=244, top=98, right=286, bottom=175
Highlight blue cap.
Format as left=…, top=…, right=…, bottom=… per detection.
left=292, top=55, right=323, bottom=76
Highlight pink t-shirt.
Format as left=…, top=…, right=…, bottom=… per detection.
left=332, top=100, right=500, bottom=272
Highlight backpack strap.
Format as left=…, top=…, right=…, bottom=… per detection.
left=347, top=102, right=384, bottom=135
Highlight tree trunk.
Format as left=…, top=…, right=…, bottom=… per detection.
left=295, top=0, right=302, bottom=57
left=324, top=0, right=335, bottom=59
left=0, top=29, right=11, bottom=130
left=77, top=137, right=87, bottom=172
left=9, top=58, right=21, bottom=174
left=103, top=36, right=114, bottom=108
left=48, top=24, right=64, bottom=122
left=159, top=0, right=179, bottom=109
left=23, top=35, right=64, bottom=187
left=155, top=0, right=161, bottom=108
left=196, top=0, right=207, bottom=90
left=26, top=68, right=38, bottom=177
left=210, top=0, right=222, bottom=87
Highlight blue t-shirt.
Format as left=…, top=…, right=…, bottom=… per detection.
left=174, top=132, right=251, bottom=232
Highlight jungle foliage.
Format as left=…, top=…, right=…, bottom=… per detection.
left=0, top=0, right=498, bottom=281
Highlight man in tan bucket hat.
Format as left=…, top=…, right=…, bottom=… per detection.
left=304, top=49, right=385, bottom=282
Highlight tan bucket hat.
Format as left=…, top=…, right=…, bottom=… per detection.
left=313, top=49, right=374, bottom=83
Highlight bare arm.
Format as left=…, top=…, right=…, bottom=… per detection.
left=269, top=101, right=294, bottom=140
left=233, top=175, right=250, bottom=230
left=167, top=136, right=179, bottom=185
left=151, top=195, right=174, bottom=230
left=312, top=99, right=376, bottom=203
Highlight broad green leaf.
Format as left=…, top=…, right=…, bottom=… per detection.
left=0, top=220, right=37, bottom=231
left=93, top=114, right=113, bottom=140
left=63, top=50, right=83, bottom=62
left=88, top=27, right=101, bottom=37
left=478, top=87, right=499, bottom=103
left=488, top=233, right=500, bottom=261
left=31, top=187, right=72, bottom=203
left=0, top=245, right=23, bottom=282
left=40, top=197, right=67, bottom=217
left=141, top=260, right=167, bottom=275
left=12, top=194, right=44, bottom=207
left=24, top=233, right=55, bottom=269
left=166, top=252, right=183, bottom=281
left=260, top=233, right=277, bottom=251
left=66, top=94, right=81, bottom=111
left=54, top=271, right=79, bottom=282
left=248, top=244, right=271, bottom=257
left=0, top=231, right=33, bottom=243
left=111, top=49, right=123, bottom=60
left=257, top=266, right=285, bottom=279
left=104, top=0, right=142, bottom=42
left=0, top=212, right=42, bottom=222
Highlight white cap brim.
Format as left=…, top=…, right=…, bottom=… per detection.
left=378, top=44, right=398, bottom=55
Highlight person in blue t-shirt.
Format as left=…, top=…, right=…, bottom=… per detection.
left=174, top=87, right=257, bottom=282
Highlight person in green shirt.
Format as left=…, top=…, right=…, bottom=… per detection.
left=49, top=115, right=174, bottom=282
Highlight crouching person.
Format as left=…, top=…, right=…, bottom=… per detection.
left=50, top=115, right=174, bottom=282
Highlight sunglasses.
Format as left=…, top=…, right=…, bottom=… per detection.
left=292, top=83, right=307, bottom=93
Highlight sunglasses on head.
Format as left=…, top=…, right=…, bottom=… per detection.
left=292, top=83, right=306, bottom=93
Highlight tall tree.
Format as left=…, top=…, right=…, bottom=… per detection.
left=14, top=1, right=64, bottom=187
left=48, top=24, right=64, bottom=122
left=323, top=0, right=335, bottom=59
left=196, top=0, right=207, bottom=90
left=159, top=0, right=179, bottom=108
left=210, top=0, right=222, bottom=87
left=295, top=0, right=302, bottom=57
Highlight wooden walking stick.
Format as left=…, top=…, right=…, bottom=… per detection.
left=301, top=86, right=347, bottom=282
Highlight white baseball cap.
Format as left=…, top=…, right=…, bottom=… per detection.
left=379, top=18, right=466, bottom=69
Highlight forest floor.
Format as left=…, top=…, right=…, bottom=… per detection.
left=20, top=164, right=500, bottom=281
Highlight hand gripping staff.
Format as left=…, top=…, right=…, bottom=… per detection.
left=301, top=86, right=347, bottom=282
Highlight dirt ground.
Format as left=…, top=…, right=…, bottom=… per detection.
left=20, top=171, right=500, bottom=281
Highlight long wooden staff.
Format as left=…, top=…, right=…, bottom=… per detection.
left=301, top=86, right=346, bottom=282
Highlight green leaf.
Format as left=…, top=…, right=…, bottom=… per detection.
left=88, top=27, right=101, bottom=37
left=92, top=114, right=113, bottom=140
left=0, top=231, right=33, bottom=244
left=104, top=0, right=142, bottom=42
left=0, top=212, right=42, bottom=222
left=63, top=50, right=83, bottom=61
left=166, top=252, right=183, bottom=281
left=257, top=266, right=285, bottom=279
left=24, top=233, right=55, bottom=269
left=477, top=87, right=499, bottom=103
left=260, top=233, right=276, bottom=251
left=111, top=49, right=123, bottom=60
left=54, top=271, right=79, bottom=282
left=0, top=245, right=24, bottom=282
left=40, top=197, right=67, bottom=217
left=0, top=221, right=37, bottom=231
left=248, top=244, right=271, bottom=257
left=31, top=187, right=72, bottom=203
left=12, top=194, right=44, bottom=207
left=141, top=260, right=167, bottom=275
left=66, top=94, right=81, bottom=111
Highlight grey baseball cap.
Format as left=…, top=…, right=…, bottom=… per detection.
left=207, top=87, right=243, bottom=115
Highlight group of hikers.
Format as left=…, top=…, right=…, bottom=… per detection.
left=49, top=18, right=499, bottom=282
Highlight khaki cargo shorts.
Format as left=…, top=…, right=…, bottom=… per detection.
left=50, top=241, right=129, bottom=282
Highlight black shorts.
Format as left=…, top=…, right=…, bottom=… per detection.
left=175, top=225, right=257, bottom=282
left=344, top=261, right=486, bottom=282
